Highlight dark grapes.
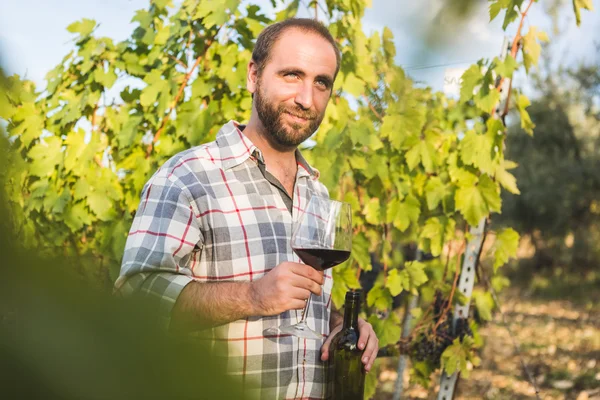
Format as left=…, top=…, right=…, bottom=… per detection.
left=454, top=317, right=473, bottom=340
left=409, top=295, right=474, bottom=367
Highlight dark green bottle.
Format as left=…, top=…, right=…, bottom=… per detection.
left=328, top=289, right=365, bottom=400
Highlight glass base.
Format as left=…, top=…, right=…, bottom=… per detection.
left=278, top=321, right=322, bottom=340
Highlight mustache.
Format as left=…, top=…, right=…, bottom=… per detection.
left=279, top=105, right=318, bottom=120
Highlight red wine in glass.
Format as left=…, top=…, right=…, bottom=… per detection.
left=293, top=248, right=350, bottom=271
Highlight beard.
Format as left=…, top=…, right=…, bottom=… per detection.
left=253, top=82, right=324, bottom=150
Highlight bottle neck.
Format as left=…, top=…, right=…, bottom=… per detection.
left=343, top=297, right=360, bottom=330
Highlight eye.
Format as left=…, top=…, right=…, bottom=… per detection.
left=285, top=72, right=299, bottom=79
left=316, top=79, right=330, bottom=90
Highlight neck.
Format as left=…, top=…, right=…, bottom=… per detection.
left=244, top=113, right=298, bottom=170
left=343, top=296, right=360, bottom=330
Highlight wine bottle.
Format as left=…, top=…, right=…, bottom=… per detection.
left=328, top=289, right=365, bottom=400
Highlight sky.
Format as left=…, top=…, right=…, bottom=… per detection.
left=0, top=0, right=598, bottom=96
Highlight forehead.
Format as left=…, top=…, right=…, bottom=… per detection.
left=266, top=28, right=337, bottom=76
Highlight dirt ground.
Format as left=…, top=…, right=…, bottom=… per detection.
left=373, top=287, right=600, bottom=400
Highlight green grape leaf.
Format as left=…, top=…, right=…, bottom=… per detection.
left=493, top=55, right=517, bottom=78
left=573, top=0, right=594, bottom=26
left=390, top=195, right=421, bottom=232
left=441, top=336, right=479, bottom=378
left=386, top=269, right=408, bottom=296
left=405, top=261, right=428, bottom=290
left=275, top=0, right=299, bottom=21
left=349, top=154, right=367, bottom=170
left=51, top=189, right=71, bottom=215
left=420, top=217, right=444, bottom=257
left=87, top=191, right=113, bottom=221
left=140, top=76, right=168, bottom=108
left=152, top=0, right=174, bottom=9
left=66, top=18, right=97, bottom=36
left=479, top=174, right=502, bottom=213
left=472, top=289, right=494, bottom=321
left=368, top=312, right=401, bottom=347
left=343, top=73, right=364, bottom=97
left=459, top=65, right=482, bottom=103
left=363, top=197, right=381, bottom=225
left=489, top=1, right=504, bottom=22
left=28, top=137, right=63, bottom=177
left=351, top=232, right=372, bottom=271
left=64, top=202, right=94, bottom=232
left=455, top=184, right=488, bottom=226
left=73, top=179, right=91, bottom=200
left=489, top=0, right=525, bottom=30
left=93, top=67, right=117, bottom=88
left=11, top=102, right=44, bottom=147
left=117, top=115, right=143, bottom=148
left=515, top=93, right=535, bottom=135
left=522, top=26, right=549, bottom=72
left=495, top=164, right=520, bottom=194
left=405, top=142, right=421, bottom=170
left=491, top=275, right=511, bottom=292
left=459, top=131, right=495, bottom=175
left=473, top=85, right=501, bottom=113
left=366, top=284, right=393, bottom=311
left=331, top=279, right=348, bottom=310
left=425, top=177, right=446, bottom=211
left=382, top=27, right=396, bottom=59
left=492, top=227, right=519, bottom=272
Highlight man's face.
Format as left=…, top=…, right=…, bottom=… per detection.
left=248, top=28, right=337, bottom=150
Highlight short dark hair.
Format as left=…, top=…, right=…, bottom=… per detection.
left=252, top=18, right=341, bottom=80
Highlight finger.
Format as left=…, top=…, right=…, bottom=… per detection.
left=288, top=287, right=312, bottom=301
left=362, top=336, right=379, bottom=372
left=321, top=324, right=342, bottom=361
left=291, top=275, right=323, bottom=296
left=358, top=322, right=373, bottom=351
left=292, top=263, right=325, bottom=284
left=291, top=299, right=307, bottom=310
left=320, top=336, right=333, bottom=361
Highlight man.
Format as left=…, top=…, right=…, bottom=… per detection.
left=115, top=18, right=378, bottom=399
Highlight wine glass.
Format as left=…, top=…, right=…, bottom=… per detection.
left=278, top=195, right=352, bottom=340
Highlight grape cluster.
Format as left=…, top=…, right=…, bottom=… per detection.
left=409, top=291, right=473, bottom=366
left=454, top=317, right=473, bottom=340
left=410, top=332, right=453, bottom=367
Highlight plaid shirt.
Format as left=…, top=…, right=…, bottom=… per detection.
left=115, top=121, right=334, bottom=399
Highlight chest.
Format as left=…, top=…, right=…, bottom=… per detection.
left=269, top=166, right=296, bottom=198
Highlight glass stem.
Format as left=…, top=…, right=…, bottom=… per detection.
left=300, top=291, right=315, bottom=323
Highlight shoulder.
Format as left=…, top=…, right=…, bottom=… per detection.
left=152, top=140, right=223, bottom=186
left=310, top=176, right=330, bottom=199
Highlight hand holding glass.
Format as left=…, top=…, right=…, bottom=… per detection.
left=278, top=195, right=352, bottom=339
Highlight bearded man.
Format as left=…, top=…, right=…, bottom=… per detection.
left=115, top=18, right=378, bottom=399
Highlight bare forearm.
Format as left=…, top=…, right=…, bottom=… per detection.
left=170, top=281, right=257, bottom=332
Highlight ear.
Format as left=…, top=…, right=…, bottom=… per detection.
left=246, top=60, right=258, bottom=94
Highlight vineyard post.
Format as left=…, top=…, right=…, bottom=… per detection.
left=436, top=36, right=511, bottom=400
left=393, top=248, right=422, bottom=400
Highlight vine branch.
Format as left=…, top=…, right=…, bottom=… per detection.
left=433, top=236, right=466, bottom=333
left=493, top=0, right=534, bottom=118
left=147, top=29, right=220, bottom=157
left=362, top=94, right=384, bottom=121
left=168, top=54, right=188, bottom=70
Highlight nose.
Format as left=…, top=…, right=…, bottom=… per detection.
left=294, top=81, right=313, bottom=110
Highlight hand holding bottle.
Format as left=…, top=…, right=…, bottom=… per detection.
left=320, top=316, right=379, bottom=372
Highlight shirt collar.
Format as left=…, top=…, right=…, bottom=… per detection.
left=215, top=121, right=259, bottom=170
left=216, top=120, right=320, bottom=180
